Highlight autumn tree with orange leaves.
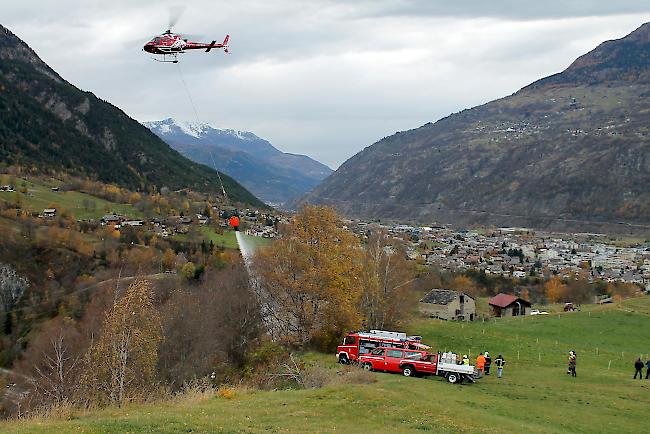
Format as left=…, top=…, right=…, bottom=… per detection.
left=253, top=206, right=363, bottom=349
left=545, top=275, right=567, bottom=303
left=80, top=279, right=162, bottom=406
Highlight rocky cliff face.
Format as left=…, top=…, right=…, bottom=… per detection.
left=0, top=25, right=262, bottom=206
left=303, top=23, right=650, bottom=232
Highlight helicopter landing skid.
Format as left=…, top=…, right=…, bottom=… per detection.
left=152, top=53, right=180, bottom=64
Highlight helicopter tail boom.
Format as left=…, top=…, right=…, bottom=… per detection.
left=205, top=35, right=229, bottom=52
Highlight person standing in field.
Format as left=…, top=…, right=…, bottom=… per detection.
left=494, top=354, right=505, bottom=378
left=484, top=352, right=492, bottom=376
left=476, top=353, right=486, bottom=378
left=646, top=358, right=650, bottom=380
left=462, top=354, right=470, bottom=366
left=568, top=351, right=577, bottom=377
left=634, top=357, right=644, bottom=379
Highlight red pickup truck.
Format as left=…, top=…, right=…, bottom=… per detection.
left=358, top=347, right=476, bottom=383
left=358, top=347, right=437, bottom=377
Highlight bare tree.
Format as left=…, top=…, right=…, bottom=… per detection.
left=359, top=231, right=417, bottom=330
left=31, top=331, right=80, bottom=405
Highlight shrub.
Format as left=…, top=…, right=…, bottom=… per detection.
left=216, top=386, right=236, bottom=399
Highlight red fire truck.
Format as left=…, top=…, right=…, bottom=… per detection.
left=336, top=330, right=430, bottom=365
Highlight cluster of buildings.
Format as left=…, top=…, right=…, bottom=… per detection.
left=351, top=222, right=650, bottom=286
left=418, top=288, right=532, bottom=321
left=95, top=207, right=283, bottom=240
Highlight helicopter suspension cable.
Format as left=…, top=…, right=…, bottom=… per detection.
left=175, top=62, right=201, bottom=123
left=175, top=62, right=229, bottom=203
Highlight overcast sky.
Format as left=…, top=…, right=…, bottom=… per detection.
left=4, top=1, right=650, bottom=168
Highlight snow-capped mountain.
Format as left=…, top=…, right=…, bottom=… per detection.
left=143, top=118, right=332, bottom=207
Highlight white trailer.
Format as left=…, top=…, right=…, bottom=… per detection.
left=436, top=352, right=477, bottom=383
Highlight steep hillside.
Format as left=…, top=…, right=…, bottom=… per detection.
left=144, top=119, right=332, bottom=206
left=304, top=23, right=650, bottom=232
left=0, top=25, right=262, bottom=207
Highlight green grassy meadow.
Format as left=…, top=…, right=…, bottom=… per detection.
left=6, top=298, right=650, bottom=433
left=0, top=178, right=140, bottom=220
left=174, top=227, right=273, bottom=251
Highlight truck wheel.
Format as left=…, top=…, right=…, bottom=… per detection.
left=402, top=366, right=415, bottom=377
left=363, top=363, right=373, bottom=372
left=339, top=356, right=348, bottom=365
left=447, top=373, right=458, bottom=384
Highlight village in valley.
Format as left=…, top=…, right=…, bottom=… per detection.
left=351, top=220, right=650, bottom=287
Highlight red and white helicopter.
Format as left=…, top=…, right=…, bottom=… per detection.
left=144, top=30, right=229, bottom=63
left=141, top=7, right=229, bottom=63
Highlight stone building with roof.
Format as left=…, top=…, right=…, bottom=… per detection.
left=419, top=288, right=476, bottom=321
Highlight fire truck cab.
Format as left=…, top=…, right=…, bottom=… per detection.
left=336, top=330, right=429, bottom=365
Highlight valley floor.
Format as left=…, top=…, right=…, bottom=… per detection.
left=6, top=299, right=650, bottom=433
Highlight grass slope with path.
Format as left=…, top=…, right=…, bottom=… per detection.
left=0, top=178, right=140, bottom=220
left=6, top=298, right=650, bottom=433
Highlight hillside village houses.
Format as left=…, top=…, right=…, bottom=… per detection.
left=41, top=208, right=56, bottom=218
left=350, top=221, right=650, bottom=287
left=90, top=207, right=283, bottom=240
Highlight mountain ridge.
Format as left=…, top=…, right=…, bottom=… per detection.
left=302, top=22, right=650, bottom=233
left=0, top=24, right=263, bottom=207
left=145, top=118, right=332, bottom=206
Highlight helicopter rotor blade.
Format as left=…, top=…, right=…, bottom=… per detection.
left=177, top=33, right=204, bottom=41
left=168, top=5, right=186, bottom=31
left=124, top=35, right=157, bottom=49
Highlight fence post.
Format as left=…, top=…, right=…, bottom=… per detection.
left=596, top=347, right=598, bottom=356
left=538, top=352, right=541, bottom=362
left=517, top=351, right=520, bottom=361
left=608, top=360, right=612, bottom=370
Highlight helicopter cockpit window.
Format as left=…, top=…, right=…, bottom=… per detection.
left=154, top=37, right=162, bottom=44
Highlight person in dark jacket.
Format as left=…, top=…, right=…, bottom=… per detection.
left=494, top=354, right=506, bottom=378
left=484, top=351, right=492, bottom=375
left=646, top=359, right=650, bottom=379
left=634, top=358, right=644, bottom=379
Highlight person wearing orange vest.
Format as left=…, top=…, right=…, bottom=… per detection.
left=476, top=353, right=486, bottom=379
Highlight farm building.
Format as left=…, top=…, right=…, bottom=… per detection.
left=42, top=208, right=56, bottom=218
left=489, top=293, right=532, bottom=317
left=419, top=289, right=476, bottom=321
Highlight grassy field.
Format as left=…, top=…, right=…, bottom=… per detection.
left=6, top=298, right=650, bottom=433
left=0, top=178, right=140, bottom=220
left=174, top=227, right=273, bottom=251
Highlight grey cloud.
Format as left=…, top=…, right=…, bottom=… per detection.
left=339, top=0, right=650, bottom=20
